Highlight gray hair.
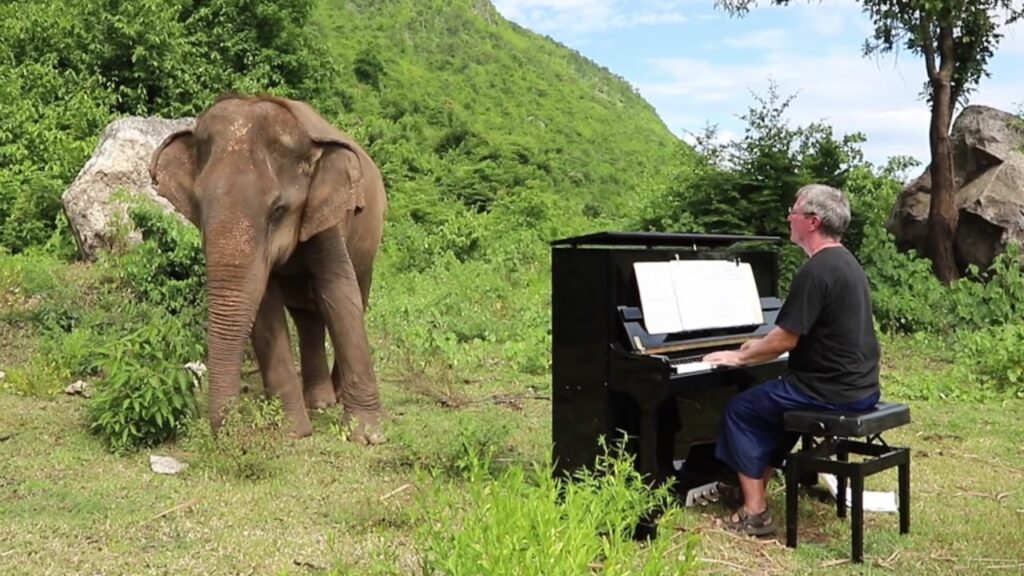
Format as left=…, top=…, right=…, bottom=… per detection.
left=796, top=184, right=850, bottom=239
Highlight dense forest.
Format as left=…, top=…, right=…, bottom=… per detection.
left=2, top=0, right=1024, bottom=449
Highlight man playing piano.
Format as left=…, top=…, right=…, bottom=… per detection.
left=702, top=183, right=881, bottom=536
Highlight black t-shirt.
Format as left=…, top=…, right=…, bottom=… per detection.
left=775, top=246, right=880, bottom=403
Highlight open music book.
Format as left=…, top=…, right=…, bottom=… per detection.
left=634, top=259, right=764, bottom=334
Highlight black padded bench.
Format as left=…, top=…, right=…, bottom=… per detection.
left=783, top=402, right=911, bottom=563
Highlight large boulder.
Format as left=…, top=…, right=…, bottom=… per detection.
left=61, top=116, right=194, bottom=261
left=887, top=105, right=1024, bottom=271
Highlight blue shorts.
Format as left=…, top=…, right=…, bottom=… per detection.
left=715, top=376, right=880, bottom=479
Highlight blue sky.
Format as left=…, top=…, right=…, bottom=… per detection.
left=492, top=0, right=1024, bottom=167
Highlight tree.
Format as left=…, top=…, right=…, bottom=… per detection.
left=715, top=0, right=1024, bottom=283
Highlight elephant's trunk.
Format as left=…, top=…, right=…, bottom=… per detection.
left=202, top=218, right=266, bottom=433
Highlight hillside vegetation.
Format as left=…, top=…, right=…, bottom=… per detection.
left=2, top=0, right=1024, bottom=573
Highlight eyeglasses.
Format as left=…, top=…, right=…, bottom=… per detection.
left=788, top=207, right=817, bottom=216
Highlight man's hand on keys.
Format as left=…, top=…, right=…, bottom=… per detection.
left=702, top=350, right=744, bottom=367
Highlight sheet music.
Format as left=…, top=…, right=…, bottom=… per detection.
left=634, top=259, right=763, bottom=334
left=633, top=262, right=684, bottom=334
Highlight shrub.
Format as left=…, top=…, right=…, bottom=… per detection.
left=185, top=396, right=288, bottom=481
left=947, top=246, right=1024, bottom=331
left=860, top=224, right=950, bottom=333
left=953, top=324, right=1024, bottom=398
left=106, top=200, right=206, bottom=322
left=86, top=314, right=203, bottom=454
left=414, top=443, right=698, bottom=575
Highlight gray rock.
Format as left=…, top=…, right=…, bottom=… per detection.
left=149, top=454, right=189, bottom=475
left=64, top=379, right=91, bottom=398
left=887, top=105, right=1024, bottom=270
left=61, top=116, right=194, bottom=261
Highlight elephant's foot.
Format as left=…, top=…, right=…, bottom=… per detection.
left=341, top=410, right=386, bottom=446
left=304, top=379, right=338, bottom=409
left=289, top=413, right=314, bottom=439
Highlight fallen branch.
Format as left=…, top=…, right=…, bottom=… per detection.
left=697, top=557, right=747, bottom=573
left=140, top=498, right=199, bottom=526
left=379, top=483, right=412, bottom=502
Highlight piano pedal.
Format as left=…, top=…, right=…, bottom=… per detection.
left=683, top=481, right=721, bottom=507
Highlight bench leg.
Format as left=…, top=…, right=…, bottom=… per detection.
left=798, top=435, right=818, bottom=486
left=899, top=451, right=911, bottom=534
left=851, top=473, right=864, bottom=563
left=836, top=442, right=848, bottom=518
left=786, top=457, right=799, bottom=548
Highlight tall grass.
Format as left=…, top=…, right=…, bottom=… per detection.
left=414, top=444, right=699, bottom=575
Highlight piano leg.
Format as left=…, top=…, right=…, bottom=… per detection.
left=637, top=406, right=659, bottom=485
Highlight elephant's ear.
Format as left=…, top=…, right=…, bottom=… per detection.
left=150, top=130, right=200, bottom=225
left=300, top=142, right=365, bottom=242
left=276, top=98, right=367, bottom=242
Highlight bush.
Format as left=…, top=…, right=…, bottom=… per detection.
left=86, top=314, right=203, bottom=454
left=185, top=397, right=288, bottom=481
left=860, top=225, right=949, bottom=333
left=415, top=443, right=698, bottom=575
left=953, top=324, right=1024, bottom=397
left=947, top=246, right=1024, bottom=331
left=107, top=200, right=206, bottom=322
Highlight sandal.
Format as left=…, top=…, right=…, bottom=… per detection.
left=720, top=507, right=776, bottom=537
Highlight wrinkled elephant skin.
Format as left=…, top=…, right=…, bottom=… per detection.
left=149, top=95, right=386, bottom=444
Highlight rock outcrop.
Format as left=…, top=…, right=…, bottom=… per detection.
left=61, top=116, right=194, bottom=261
left=887, top=105, right=1024, bottom=270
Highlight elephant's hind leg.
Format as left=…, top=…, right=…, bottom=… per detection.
left=252, top=279, right=313, bottom=438
left=290, top=306, right=338, bottom=409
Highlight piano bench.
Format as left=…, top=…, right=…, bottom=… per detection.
left=782, top=402, right=911, bottom=563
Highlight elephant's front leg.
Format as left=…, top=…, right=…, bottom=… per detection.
left=288, top=306, right=338, bottom=409
left=303, top=229, right=383, bottom=445
left=251, top=278, right=313, bottom=438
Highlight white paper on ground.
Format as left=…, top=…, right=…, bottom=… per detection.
left=820, top=473, right=898, bottom=513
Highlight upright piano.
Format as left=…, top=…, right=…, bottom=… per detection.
left=551, top=231, right=789, bottom=495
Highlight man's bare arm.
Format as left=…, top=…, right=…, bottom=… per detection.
left=702, top=327, right=799, bottom=367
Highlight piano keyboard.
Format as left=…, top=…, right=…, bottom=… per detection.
left=672, top=352, right=789, bottom=375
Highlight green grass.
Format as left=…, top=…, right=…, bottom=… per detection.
left=3, top=257, right=1024, bottom=573
left=2, top=374, right=1023, bottom=573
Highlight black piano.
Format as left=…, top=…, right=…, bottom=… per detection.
left=551, top=231, right=789, bottom=496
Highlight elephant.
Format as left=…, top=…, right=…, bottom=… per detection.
left=149, top=94, right=386, bottom=444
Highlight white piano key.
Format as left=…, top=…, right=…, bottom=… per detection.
left=673, top=352, right=789, bottom=375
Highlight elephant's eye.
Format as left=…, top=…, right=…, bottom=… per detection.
left=270, top=202, right=288, bottom=223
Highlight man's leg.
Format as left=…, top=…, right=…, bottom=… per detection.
left=738, top=472, right=768, bottom=514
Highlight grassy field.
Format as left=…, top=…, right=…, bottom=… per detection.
left=2, top=345, right=1023, bottom=575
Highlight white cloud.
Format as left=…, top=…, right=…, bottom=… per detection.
left=638, top=51, right=961, bottom=163
left=801, top=9, right=847, bottom=37
left=719, top=29, right=790, bottom=50
left=648, top=45, right=1024, bottom=164
left=493, top=0, right=688, bottom=36
left=1000, top=20, right=1024, bottom=56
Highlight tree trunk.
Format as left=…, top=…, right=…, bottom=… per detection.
left=927, top=25, right=960, bottom=284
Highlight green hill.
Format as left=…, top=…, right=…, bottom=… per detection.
left=311, top=0, right=686, bottom=218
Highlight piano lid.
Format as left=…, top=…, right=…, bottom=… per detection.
left=550, top=231, right=782, bottom=249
